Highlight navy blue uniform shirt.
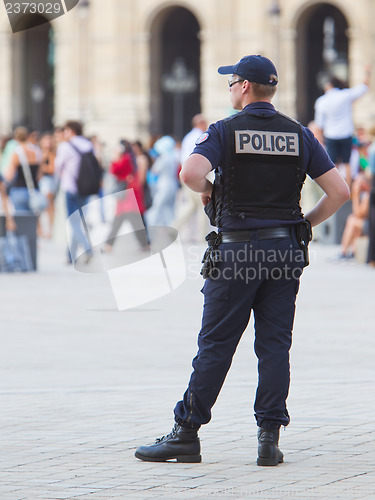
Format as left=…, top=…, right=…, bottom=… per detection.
left=192, top=102, right=335, bottom=230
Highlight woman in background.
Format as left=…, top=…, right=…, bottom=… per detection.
left=4, top=126, right=42, bottom=212
left=105, top=140, right=148, bottom=251
left=145, top=136, right=180, bottom=228
left=39, top=133, right=57, bottom=238
left=0, top=174, right=16, bottom=232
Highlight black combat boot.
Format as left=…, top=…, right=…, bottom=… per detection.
left=257, top=427, right=284, bottom=466
left=135, top=423, right=201, bottom=463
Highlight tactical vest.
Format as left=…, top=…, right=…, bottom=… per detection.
left=214, top=110, right=306, bottom=223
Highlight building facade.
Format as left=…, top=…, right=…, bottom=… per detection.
left=0, top=0, right=374, bottom=148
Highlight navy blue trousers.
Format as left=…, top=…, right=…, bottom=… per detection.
left=174, top=230, right=304, bottom=430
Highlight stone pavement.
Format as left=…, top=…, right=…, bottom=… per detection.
left=1, top=237, right=375, bottom=499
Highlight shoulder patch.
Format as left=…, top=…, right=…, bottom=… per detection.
left=195, top=132, right=209, bottom=145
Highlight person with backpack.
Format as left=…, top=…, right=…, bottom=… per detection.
left=55, top=120, right=100, bottom=264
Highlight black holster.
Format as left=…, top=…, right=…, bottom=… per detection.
left=295, top=220, right=313, bottom=267
left=200, top=231, right=222, bottom=279
left=204, top=198, right=216, bottom=227
left=203, top=172, right=224, bottom=227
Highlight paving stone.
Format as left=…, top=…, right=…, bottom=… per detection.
left=0, top=239, right=375, bottom=498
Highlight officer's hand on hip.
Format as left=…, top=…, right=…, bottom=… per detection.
left=201, top=191, right=211, bottom=206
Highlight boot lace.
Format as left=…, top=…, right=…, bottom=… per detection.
left=155, top=423, right=179, bottom=443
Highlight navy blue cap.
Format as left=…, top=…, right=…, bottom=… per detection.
left=218, top=55, right=278, bottom=86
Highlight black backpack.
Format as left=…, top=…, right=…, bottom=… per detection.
left=69, top=142, right=103, bottom=197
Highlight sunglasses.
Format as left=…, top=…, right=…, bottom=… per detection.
left=228, top=77, right=245, bottom=88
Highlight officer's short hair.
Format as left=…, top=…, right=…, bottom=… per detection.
left=251, top=82, right=277, bottom=100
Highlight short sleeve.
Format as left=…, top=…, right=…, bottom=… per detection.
left=303, top=127, right=335, bottom=179
left=191, top=121, right=226, bottom=170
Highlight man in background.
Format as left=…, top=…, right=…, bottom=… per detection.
left=314, top=69, right=371, bottom=187
left=55, top=120, right=94, bottom=264
left=173, top=114, right=210, bottom=242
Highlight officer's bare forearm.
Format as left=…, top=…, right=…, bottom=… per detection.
left=185, top=177, right=213, bottom=195
left=305, top=194, right=348, bottom=227
left=180, top=154, right=213, bottom=194
left=305, top=168, right=350, bottom=227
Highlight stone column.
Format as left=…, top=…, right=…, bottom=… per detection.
left=134, top=30, right=152, bottom=141
left=281, top=27, right=298, bottom=118
left=347, top=25, right=375, bottom=127
left=0, top=30, right=14, bottom=133
left=53, top=17, right=81, bottom=125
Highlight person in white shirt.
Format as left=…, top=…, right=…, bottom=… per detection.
left=173, top=114, right=209, bottom=241
left=314, top=68, right=371, bottom=187
left=55, top=120, right=94, bottom=264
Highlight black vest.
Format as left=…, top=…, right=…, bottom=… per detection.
left=215, top=110, right=306, bottom=223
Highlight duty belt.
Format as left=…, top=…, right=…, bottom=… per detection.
left=220, top=227, right=291, bottom=243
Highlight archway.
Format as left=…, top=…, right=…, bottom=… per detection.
left=296, top=3, right=349, bottom=125
left=12, top=17, right=55, bottom=132
left=149, top=6, right=201, bottom=140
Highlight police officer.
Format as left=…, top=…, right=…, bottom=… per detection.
left=135, top=55, right=350, bottom=466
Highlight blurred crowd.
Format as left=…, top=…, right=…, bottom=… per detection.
left=0, top=116, right=211, bottom=267
left=308, top=69, right=375, bottom=266
left=1, top=108, right=375, bottom=268
left=305, top=122, right=375, bottom=266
